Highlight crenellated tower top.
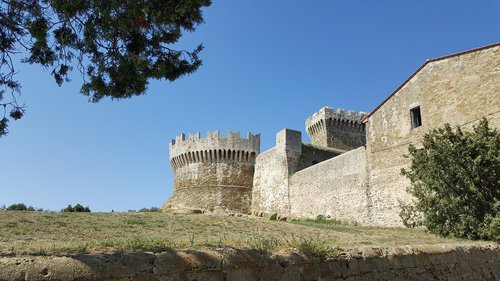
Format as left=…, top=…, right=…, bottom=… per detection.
left=305, top=106, right=367, bottom=150
left=169, top=130, right=260, bottom=170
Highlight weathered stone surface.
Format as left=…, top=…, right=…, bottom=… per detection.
left=165, top=131, right=260, bottom=213
left=289, top=145, right=369, bottom=222
left=3, top=245, right=498, bottom=281
left=252, top=138, right=370, bottom=223
left=251, top=129, right=300, bottom=216
left=306, top=107, right=368, bottom=150
left=251, top=43, right=499, bottom=227
left=365, top=44, right=500, bottom=226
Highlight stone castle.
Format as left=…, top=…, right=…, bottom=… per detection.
left=163, top=43, right=500, bottom=226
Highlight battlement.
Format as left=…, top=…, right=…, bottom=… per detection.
left=169, top=130, right=260, bottom=170
left=306, top=106, right=367, bottom=132
left=305, top=106, right=367, bottom=150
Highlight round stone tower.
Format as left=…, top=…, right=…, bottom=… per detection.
left=164, top=130, right=260, bottom=213
left=306, top=106, right=368, bottom=151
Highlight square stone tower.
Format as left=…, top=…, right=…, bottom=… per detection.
left=305, top=107, right=367, bottom=150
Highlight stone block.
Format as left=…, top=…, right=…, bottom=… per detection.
left=428, top=254, right=446, bottom=265
left=357, top=258, right=376, bottom=273
left=347, top=259, right=359, bottom=276
left=185, top=270, right=225, bottom=281
left=226, top=268, right=259, bottom=281
left=386, top=255, right=402, bottom=269
left=281, top=265, right=302, bottom=281
left=301, top=263, right=320, bottom=281
left=373, top=257, right=392, bottom=271
left=399, top=255, right=414, bottom=268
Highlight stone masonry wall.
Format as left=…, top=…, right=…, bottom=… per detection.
left=251, top=129, right=301, bottom=217
left=297, top=144, right=344, bottom=171
left=1, top=245, right=498, bottom=281
left=251, top=147, right=290, bottom=216
left=365, top=44, right=500, bottom=227
left=167, top=162, right=254, bottom=212
left=251, top=129, right=368, bottom=222
left=289, top=147, right=369, bottom=223
left=306, top=107, right=367, bottom=150
left=166, top=131, right=260, bottom=213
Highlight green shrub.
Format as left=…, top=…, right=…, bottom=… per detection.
left=4, top=204, right=44, bottom=212
left=62, top=204, right=91, bottom=212
left=138, top=207, right=160, bottom=212
left=481, top=201, right=500, bottom=242
left=402, top=118, right=499, bottom=240
left=315, top=215, right=326, bottom=221
left=398, top=201, right=423, bottom=228
left=7, top=203, right=28, bottom=211
left=269, top=213, right=278, bottom=220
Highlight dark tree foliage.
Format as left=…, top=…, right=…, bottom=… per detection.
left=0, top=0, right=211, bottom=136
left=401, top=118, right=500, bottom=240
left=62, top=203, right=90, bottom=212
left=6, top=203, right=38, bottom=211
left=6, top=203, right=28, bottom=210
left=138, top=206, right=160, bottom=212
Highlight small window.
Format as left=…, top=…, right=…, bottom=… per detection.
left=410, top=106, right=422, bottom=129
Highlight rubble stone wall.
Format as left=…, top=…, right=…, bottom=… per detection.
left=1, top=245, right=498, bottom=281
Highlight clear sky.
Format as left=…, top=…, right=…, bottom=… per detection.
left=1, top=1, right=499, bottom=212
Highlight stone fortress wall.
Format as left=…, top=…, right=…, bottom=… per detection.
left=165, top=130, right=260, bottom=213
left=252, top=43, right=499, bottom=226
left=252, top=107, right=369, bottom=221
left=364, top=43, right=500, bottom=226
left=166, top=43, right=499, bottom=226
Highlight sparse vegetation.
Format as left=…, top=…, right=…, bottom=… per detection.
left=0, top=211, right=489, bottom=257
left=294, top=237, right=340, bottom=259
left=246, top=235, right=279, bottom=256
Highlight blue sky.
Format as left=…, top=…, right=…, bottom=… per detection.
left=1, top=1, right=499, bottom=211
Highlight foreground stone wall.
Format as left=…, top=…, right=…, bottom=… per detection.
left=365, top=44, right=500, bottom=226
left=1, top=245, right=498, bottom=281
left=289, top=147, right=369, bottom=223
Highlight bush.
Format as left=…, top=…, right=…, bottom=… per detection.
left=398, top=200, right=423, bottom=228
left=62, top=204, right=91, bottom=212
left=138, top=207, right=160, bottom=212
left=481, top=201, right=500, bottom=242
left=401, top=118, right=499, bottom=240
left=4, top=203, right=44, bottom=211
left=7, top=203, right=28, bottom=211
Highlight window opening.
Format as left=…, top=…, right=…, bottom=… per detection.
left=410, top=106, right=422, bottom=129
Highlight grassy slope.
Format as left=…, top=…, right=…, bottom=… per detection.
left=0, top=211, right=485, bottom=257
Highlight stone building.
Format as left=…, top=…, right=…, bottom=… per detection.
left=364, top=42, right=500, bottom=225
left=166, top=42, right=499, bottom=226
left=164, top=130, right=260, bottom=213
